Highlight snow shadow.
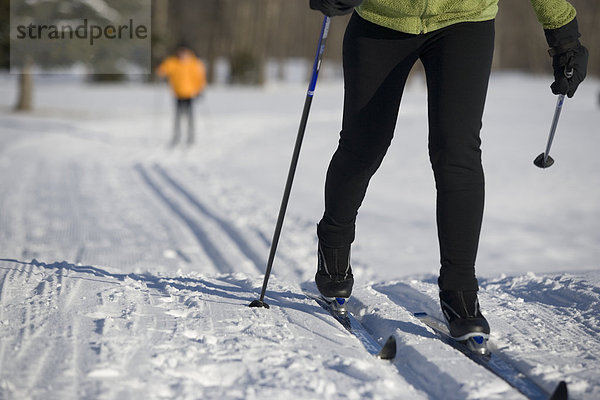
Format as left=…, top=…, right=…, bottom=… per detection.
left=353, top=282, right=474, bottom=399
left=135, top=164, right=237, bottom=273
left=371, top=280, right=442, bottom=317
left=152, top=163, right=266, bottom=270
left=0, top=258, right=266, bottom=306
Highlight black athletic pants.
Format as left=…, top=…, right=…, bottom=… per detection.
left=317, top=14, right=495, bottom=291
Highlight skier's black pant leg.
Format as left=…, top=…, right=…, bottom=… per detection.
left=422, top=21, right=495, bottom=291
left=319, top=14, right=495, bottom=292
left=421, top=21, right=494, bottom=290
left=319, top=13, right=419, bottom=247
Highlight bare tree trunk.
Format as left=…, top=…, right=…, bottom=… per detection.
left=255, top=0, right=282, bottom=85
left=152, top=0, right=170, bottom=79
left=205, top=0, right=224, bottom=84
left=15, top=58, right=33, bottom=112
left=594, top=2, right=600, bottom=77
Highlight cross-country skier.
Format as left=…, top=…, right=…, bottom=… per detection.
left=157, top=44, right=207, bottom=147
left=309, top=0, right=588, bottom=340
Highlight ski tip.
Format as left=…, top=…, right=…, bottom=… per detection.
left=413, top=312, right=428, bottom=318
left=549, top=380, right=568, bottom=400
left=377, top=335, right=397, bottom=360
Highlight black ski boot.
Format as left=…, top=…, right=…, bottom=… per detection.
left=315, top=242, right=354, bottom=299
left=440, top=290, right=490, bottom=341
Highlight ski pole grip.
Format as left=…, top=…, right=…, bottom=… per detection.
left=308, top=16, right=331, bottom=97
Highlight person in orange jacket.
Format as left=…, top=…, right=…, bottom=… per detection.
left=157, top=44, right=207, bottom=147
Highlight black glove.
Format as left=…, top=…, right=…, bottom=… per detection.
left=309, top=0, right=362, bottom=17
left=544, top=18, right=588, bottom=98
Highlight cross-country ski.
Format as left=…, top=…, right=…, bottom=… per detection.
left=415, top=312, right=568, bottom=400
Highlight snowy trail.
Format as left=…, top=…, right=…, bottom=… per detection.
left=0, top=259, right=424, bottom=399
left=1, top=75, right=599, bottom=399
left=6, top=256, right=598, bottom=399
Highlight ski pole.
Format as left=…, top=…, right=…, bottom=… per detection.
left=533, top=69, right=573, bottom=169
left=250, top=15, right=331, bottom=309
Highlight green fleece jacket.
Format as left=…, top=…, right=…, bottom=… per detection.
left=356, top=0, right=576, bottom=34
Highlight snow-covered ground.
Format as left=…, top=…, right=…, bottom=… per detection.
left=0, top=71, right=599, bottom=399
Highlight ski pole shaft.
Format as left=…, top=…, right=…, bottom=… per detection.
left=543, top=67, right=574, bottom=163
left=542, top=94, right=565, bottom=164
left=534, top=68, right=573, bottom=169
left=250, top=16, right=331, bottom=308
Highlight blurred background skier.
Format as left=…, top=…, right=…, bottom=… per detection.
left=157, top=44, right=207, bottom=147
left=309, top=0, right=588, bottom=340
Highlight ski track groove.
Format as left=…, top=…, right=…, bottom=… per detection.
left=1, top=263, right=59, bottom=397
left=62, top=273, right=83, bottom=400
left=135, top=164, right=229, bottom=273
left=128, top=288, right=179, bottom=379
left=19, top=270, right=60, bottom=360
left=70, top=308, right=81, bottom=400
left=153, top=163, right=266, bottom=271
left=23, top=339, right=53, bottom=398
left=158, top=163, right=313, bottom=281
left=60, top=270, right=82, bottom=310
left=0, top=267, right=9, bottom=322
left=136, top=163, right=263, bottom=275
left=0, top=261, right=130, bottom=398
left=57, top=269, right=88, bottom=399
left=81, top=275, right=181, bottom=397
left=0, top=267, right=8, bottom=358
left=16, top=265, right=39, bottom=358
left=3, top=153, right=187, bottom=273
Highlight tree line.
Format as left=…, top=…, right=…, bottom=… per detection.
left=156, top=0, right=599, bottom=84
left=0, top=0, right=597, bottom=110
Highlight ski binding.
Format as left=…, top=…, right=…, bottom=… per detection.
left=321, top=296, right=348, bottom=316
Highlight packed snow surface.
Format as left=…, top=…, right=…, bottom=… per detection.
left=0, top=72, right=599, bottom=399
